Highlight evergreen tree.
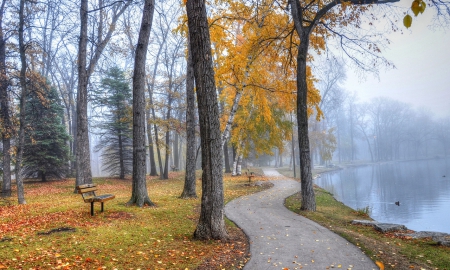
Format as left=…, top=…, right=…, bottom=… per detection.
left=23, top=83, right=70, bottom=181
left=93, top=66, right=132, bottom=179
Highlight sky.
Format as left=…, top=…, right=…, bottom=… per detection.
left=342, top=2, right=450, bottom=118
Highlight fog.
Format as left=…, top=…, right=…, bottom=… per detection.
left=344, top=2, right=450, bottom=118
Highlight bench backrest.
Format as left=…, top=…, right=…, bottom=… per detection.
left=76, top=184, right=98, bottom=202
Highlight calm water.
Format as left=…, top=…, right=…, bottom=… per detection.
left=315, top=159, right=450, bottom=234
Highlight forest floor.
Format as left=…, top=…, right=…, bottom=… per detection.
left=0, top=169, right=272, bottom=270
left=277, top=167, right=450, bottom=270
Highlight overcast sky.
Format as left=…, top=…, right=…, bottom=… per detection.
left=343, top=2, right=450, bottom=118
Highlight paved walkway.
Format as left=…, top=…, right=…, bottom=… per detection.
left=225, top=168, right=378, bottom=270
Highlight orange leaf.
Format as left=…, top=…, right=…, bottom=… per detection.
left=376, top=261, right=385, bottom=270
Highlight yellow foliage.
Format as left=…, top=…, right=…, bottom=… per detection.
left=210, top=0, right=327, bottom=157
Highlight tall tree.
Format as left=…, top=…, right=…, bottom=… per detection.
left=186, top=0, right=228, bottom=240
left=23, top=84, right=70, bottom=181
left=16, top=0, right=28, bottom=204
left=180, top=39, right=197, bottom=198
left=0, top=0, right=11, bottom=197
left=93, top=66, right=132, bottom=179
left=288, top=0, right=388, bottom=211
left=75, top=0, right=131, bottom=188
left=127, top=0, right=155, bottom=207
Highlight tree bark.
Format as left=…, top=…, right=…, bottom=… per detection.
left=0, top=0, right=11, bottom=197
left=163, top=94, right=172, bottom=180
left=127, top=0, right=155, bottom=207
left=174, top=128, right=179, bottom=169
left=145, top=106, right=158, bottom=176
left=75, top=0, right=92, bottom=188
left=296, top=35, right=316, bottom=211
left=150, top=94, right=164, bottom=177
left=145, top=24, right=168, bottom=176
left=16, top=0, right=27, bottom=204
left=75, top=0, right=130, bottom=189
left=186, top=0, right=228, bottom=240
left=181, top=40, right=197, bottom=198
left=223, top=141, right=231, bottom=173
left=118, top=132, right=125, bottom=179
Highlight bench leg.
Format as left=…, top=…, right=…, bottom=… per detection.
left=101, top=202, right=104, bottom=212
left=90, top=202, right=94, bottom=216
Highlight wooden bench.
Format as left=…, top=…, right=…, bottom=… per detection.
left=246, top=172, right=255, bottom=182
left=76, top=184, right=115, bottom=216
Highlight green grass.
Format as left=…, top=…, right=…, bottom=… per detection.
left=282, top=176, right=450, bottom=270
left=0, top=170, right=269, bottom=269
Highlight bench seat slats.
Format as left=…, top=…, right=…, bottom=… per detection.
left=83, top=194, right=115, bottom=203
left=77, top=187, right=98, bottom=194
left=76, top=184, right=115, bottom=216
left=76, top=183, right=97, bottom=189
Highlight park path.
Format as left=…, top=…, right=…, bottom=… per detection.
left=224, top=168, right=378, bottom=270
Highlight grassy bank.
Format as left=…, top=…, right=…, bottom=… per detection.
left=277, top=168, right=450, bottom=270
left=0, top=169, right=268, bottom=269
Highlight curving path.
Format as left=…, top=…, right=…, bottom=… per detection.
left=225, top=168, right=378, bottom=270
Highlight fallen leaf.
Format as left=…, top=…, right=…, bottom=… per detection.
left=375, top=261, right=385, bottom=270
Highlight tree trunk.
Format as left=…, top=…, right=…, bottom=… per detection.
left=296, top=36, right=315, bottom=211
left=292, top=128, right=296, bottom=178
left=186, top=0, right=227, bottom=240
left=75, top=0, right=130, bottom=189
left=163, top=92, right=172, bottom=179
left=16, top=0, right=27, bottom=204
left=127, top=0, right=155, bottom=207
left=181, top=40, right=197, bottom=198
left=0, top=0, right=11, bottom=197
left=231, top=148, right=240, bottom=176
left=40, top=171, right=47, bottom=182
left=223, top=141, right=231, bottom=173
left=145, top=107, right=158, bottom=176
left=75, top=0, right=93, bottom=188
left=118, top=132, right=125, bottom=179
left=149, top=90, right=164, bottom=177
left=174, top=129, right=179, bottom=169
left=163, top=128, right=170, bottom=179
left=279, top=151, right=283, bottom=167
left=237, top=154, right=243, bottom=175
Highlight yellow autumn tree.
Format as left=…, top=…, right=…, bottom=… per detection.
left=208, top=0, right=323, bottom=172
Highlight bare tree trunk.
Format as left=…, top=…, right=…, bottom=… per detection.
left=75, top=0, right=92, bottom=188
left=223, top=141, right=231, bottom=173
left=152, top=107, right=164, bottom=177
left=0, top=0, right=11, bottom=197
left=127, top=0, right=155, bottom=207
left=145, top=106, right=158, bottom=176
left=181, top=40, right=197, bottom=198
left=163, top=127, right=170, bottom=179
left=174, top=128, right=179, bottom=169
left=75, top=0, right=130, bottom=189
left=237, top=154, right=243, bottom=175
left=163, top=94, right=172, bottom=179
left=279, top=151, right=283, bottom=167
left=289, top=0, right=336, bottom=211
left=118, top=132, right=125, bottom=179
left=186, top=0, right=227, bottom=240
left=16, top=0, right=27, bottom=204
left=296, top=39, right=315, bottom=211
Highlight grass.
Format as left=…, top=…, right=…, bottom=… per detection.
left=0, top=169, right=269, bottom=270
left=280, top=170, right=450, bottom=270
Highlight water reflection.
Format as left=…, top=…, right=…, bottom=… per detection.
left=315, top=158, right=450, bottom=233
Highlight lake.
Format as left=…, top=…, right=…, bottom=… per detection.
left=314, top=158, right=450, bottom=234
